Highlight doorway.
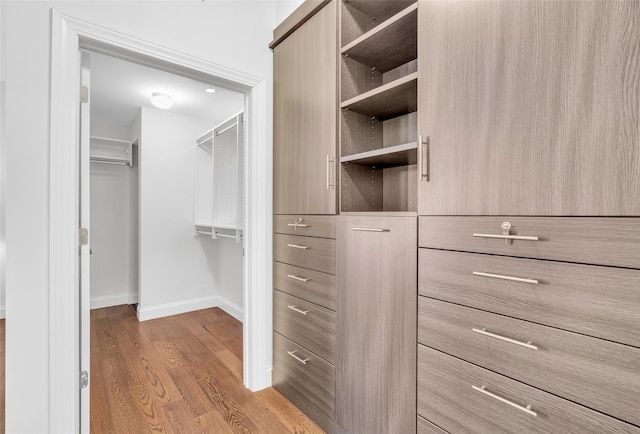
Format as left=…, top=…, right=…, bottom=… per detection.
left=50, top=11, right=273, bottom=433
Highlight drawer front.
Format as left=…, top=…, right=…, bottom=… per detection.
left=418, top=345, right=640, bottom=434
left=274, top=233, right=336, bottom=275
left=274, top=215, right=336, bottom=239
left=418, top=416, right=448, bottom=434
left=418, top=248, right=640, bottom=347
left=419, top=216, right=640, bottom=268
left=273, top=332, right=335, bottom=420
left=274, top=262, right=336, bottom=311
left=418, top=297, right=640, bottom=426
left=274, top=290, right=336, bottom=364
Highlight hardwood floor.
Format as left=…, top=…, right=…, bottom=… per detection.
left=91, top=305, right=324, bottom=434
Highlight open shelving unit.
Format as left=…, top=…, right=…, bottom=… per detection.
left=340, top=0, right=418, bottom=212
left=194, top=112, right=244, bottom=243
left=90, top=136, right=132, bottom=166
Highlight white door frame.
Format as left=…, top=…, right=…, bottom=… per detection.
left=49, top=9, right=273, bottom=433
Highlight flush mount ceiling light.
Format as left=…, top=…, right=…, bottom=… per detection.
left=205, top=88, right=216, bottom=93
left=150, top=92, right=172, bottom=109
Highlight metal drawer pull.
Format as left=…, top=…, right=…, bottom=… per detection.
left=287, top=274, right=310, bottom=282
left=472, top=328, right=538, bottom=350
left=287, top=350, right=309, bottom=365
left=351, top=227, right=390, bottom=232
left=287, top=223, right=309, bottom=227
left=472, top=385, right=537, bottom=417
left=326, top=155, right=335, bottom=189
left=287, top=243, right=310, bottom=249
left=473, top=271, right=538, bottom=285
left=287, top=305, right=309, bottom=315
left=473, top=233, right=539, bottom=241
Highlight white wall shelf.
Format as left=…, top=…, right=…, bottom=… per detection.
left=90, top=136, right=132, bottom=166
left=194, top=112, right=244, bottom=243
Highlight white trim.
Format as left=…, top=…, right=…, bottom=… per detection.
left=49, top=10, right=273, bottom=432
left=0, top=306, right=5, bottom=320
left=90, top=293, right=139, bottom=310
left=137, top=294, right=244, bottom=323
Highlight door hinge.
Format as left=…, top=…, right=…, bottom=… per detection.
left=79, top=227, right=89, bottom=246
left=79, top=370, right=89, bottom=389
left=80, top=85, right=89, bottom=103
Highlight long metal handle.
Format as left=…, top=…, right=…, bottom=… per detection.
left=472, top=328, right=538, bottom=350
left=351, top=227, right=390, bottom=232
left=473, top=233, right=539, bottom=241
left=418, top=135, right=429, bottom=181
left=472, top=385, right=537, bottom=416
left=287, top=350, right=309, bottom=365
left=326, top=155, right=335, bottom=189
left=473, top=271, right=538, bottom=285
left=287, top=243, right=310, bottom=249
left=287, top=305, right=310, bottom=315
left=287, top=274, right=310, bottom=282
left=287, top=223, right=309, bottom=227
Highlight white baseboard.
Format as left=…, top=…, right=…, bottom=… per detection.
left=90, top=293, right=138, bottom=310
left=137, top=294, right=244, bottom=323
left=0, top=305, right=5, bottom=319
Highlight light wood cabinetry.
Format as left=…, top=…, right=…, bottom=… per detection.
left=273, top=0, right=337, bottom=215
left=417, top=0, right=640, bottom=216
left=336, top=215, right=416, bottom=434
left=339, top=1, right=418, bottom=212
left=416, top=2, right=640, bottom=433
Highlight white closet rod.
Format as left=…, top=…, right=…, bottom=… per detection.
left=90, top=158, right=130, bottom=166
left=215, top=122, right=237, bottom=136
left=214, top=233, right=237, bottom=239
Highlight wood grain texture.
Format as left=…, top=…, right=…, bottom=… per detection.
left=382, top=164, right=417, bottom=212
left=419, top=248, right=640, bottom=347
left=274, top=234, right=336, bottom=275
left=274, top=262, right=337, bottom=311
left=345, top=0, right=415, bottom=26
left=418, top=216, right=640, bottom=269
left=418, top=297, right=640, bottom=426
left=417, top=0, right=640, bottom=216
left=90, top=305, right=324, bottom=433
left=340, top=163, right=383, bottom=212
left=273, top=289, right=336, bottom=364
left=342, top=3, right=417, bottom=73
left=341, top=73, right=417, bottom=120
left=271, top=0, right=332, bottom=49
left=274, top=215, right=336, bottom=239
left=336, top=216, right=417, bottom=434
left=274, top=0, right=338, bottom=215
left=273, top=332, right=336, bottom=432
left=417, top=416, right=449, bottom=434
left=418, top=345, right=640, bottom=434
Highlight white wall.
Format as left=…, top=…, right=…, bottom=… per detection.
left=137, top=107, right=244, bottom=321
left=89, top=118, right=138, bottom=309
left=275, top=0, right=306, bottom=27
left=1, top=2, right=276, bottom=432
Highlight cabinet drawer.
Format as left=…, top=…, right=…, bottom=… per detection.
left=274, top=233, right=336, bottom=274
left=418, top=298, right=640, bottom=426
left=418, top=416, right=448, bottom=434
left=418, top=345, right=640, bottom=434
left=273, top=332, right=335, bottom=423
left=274, top=290, right=335, bottom=364
left=274, top=262, right=336, bottom=311
left=418, top=216, right=640, bottom=268
left=418, top=249, right=640, bottom=347
left=274, top=215, right=336, bottom=239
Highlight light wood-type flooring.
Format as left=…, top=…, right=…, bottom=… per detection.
left=91, top=305, right=323, bottom=433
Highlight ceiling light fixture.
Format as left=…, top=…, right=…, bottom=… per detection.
left=205, top=88, right=216, bottom=93
left=150, top=92, right=172, bottom=109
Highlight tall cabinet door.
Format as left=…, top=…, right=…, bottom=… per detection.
left=336, top=215, right=417, bottom=434
left=273, top=1, right=337, bottom=215
left=417, top=1, right=640, bottom=216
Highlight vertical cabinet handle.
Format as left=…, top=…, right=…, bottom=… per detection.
left=418, top=135, right=429, bottom=181
left=326, top=155, right=335, bottom=189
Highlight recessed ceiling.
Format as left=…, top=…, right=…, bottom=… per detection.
left=88, top=51, right=245, bottom=130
